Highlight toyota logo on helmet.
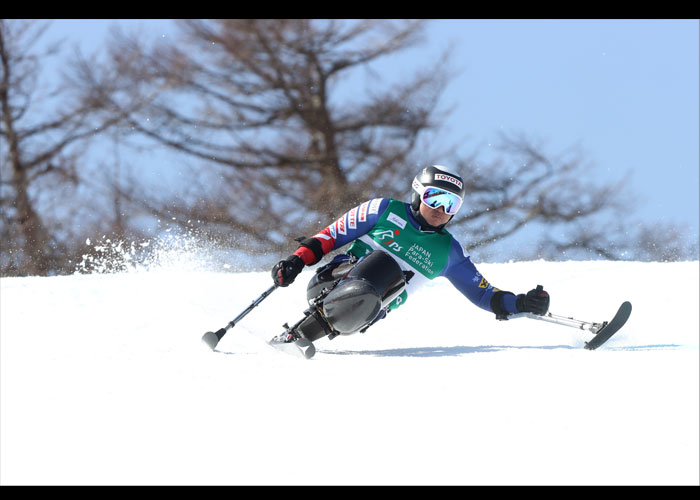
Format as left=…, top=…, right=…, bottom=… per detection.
left=410, top=165, right=466, bottom=215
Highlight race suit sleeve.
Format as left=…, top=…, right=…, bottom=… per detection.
left=441, top=239, right=519, bottom=315
left=292, top=198, right=390, bottom=265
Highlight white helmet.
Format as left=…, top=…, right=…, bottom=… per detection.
left=410, top=165, right=466, bottom=216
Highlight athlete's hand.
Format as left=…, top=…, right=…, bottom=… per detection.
left=516, top=285, right=550, bottom=316
left=271, top=255, right=305, bottom=287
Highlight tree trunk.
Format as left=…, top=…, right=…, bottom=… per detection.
left=1, top=26, right=50, bottom=275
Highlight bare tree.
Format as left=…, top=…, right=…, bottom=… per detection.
left=0, top=20, right=126, bottom=275
left=446, top=132, right=699, bottom=262
left=72, top=19, right=452, bottom=257
left=447, top=133, right=630, bottom=260
left=1, top=20, right=54, bottom=274
left=626, top=221, right=699, bottom=262
left=67, top=19, right=697, bottom=267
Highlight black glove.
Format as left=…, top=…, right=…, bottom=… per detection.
left=271, top=255, right=305, bottom=287
left=516, top=285, right=550, bottom=316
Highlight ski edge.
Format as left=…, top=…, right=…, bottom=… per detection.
left=584, top=301, right=633, bottom=350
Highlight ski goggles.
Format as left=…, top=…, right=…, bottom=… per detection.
left=413, top=180, right=463, bottom=215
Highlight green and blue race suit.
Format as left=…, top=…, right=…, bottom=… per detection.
left=293, top=198, right=519, bottom=315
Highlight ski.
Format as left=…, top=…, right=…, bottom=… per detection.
left=583, top=301, right=632, bottom=350
left=268, top=337, right=316, bottom=359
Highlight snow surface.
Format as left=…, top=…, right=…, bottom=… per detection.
left=1, top=247, right=698, bottom=485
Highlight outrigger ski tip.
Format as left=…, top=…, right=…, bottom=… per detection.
left=583, top=301, right=632, bottom=350
left=201, top=330, right=221, bottom=351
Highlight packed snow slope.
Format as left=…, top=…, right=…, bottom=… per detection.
left=1, top=254, right=698, bottom=485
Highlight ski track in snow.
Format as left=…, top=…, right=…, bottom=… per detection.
left=1, top=259, right=698, bottom=485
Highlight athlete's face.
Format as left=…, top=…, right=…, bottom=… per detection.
left=419, top=201, right=452, bottom=227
